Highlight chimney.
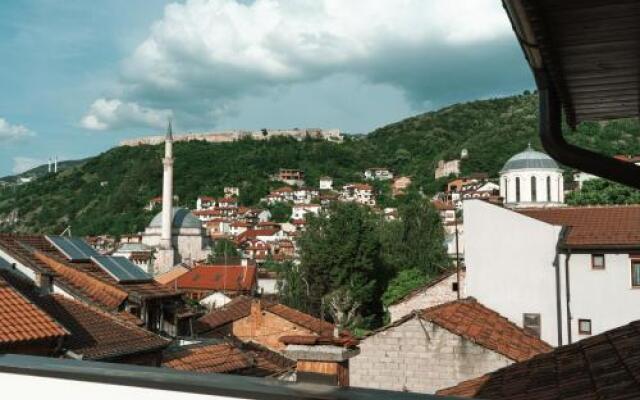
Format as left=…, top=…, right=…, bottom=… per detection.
left=282, top=336, right=360, bottom=387
left=250, top=299, right=262, bottom=337
left=241, top=258, right=248, bottom=267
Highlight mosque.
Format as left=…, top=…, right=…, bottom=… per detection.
left=499, top=144, right=565, bottom=208
left=140, top=122, right=211, bottom=275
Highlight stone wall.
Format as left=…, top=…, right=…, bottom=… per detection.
left=388, top=271, right=465, bottom=322
left=349, top=317, right=512, bottom=394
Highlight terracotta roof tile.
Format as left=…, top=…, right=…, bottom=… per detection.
left=0, top=269, right=168, bottom=359
left=420, top=298, right=552, bottom=362
left=518, top=206, right=640, bottom=248
left=154, top=266, right=190, bottom=286
left=175, top=265, right=256, bottom=292
left=162, top=343, right=252, bottom=374
left=197, top=296, right=335, bottom=336
left=0, top=276, right=68, bottom=345
left=437, top=320, right=640, bottom=399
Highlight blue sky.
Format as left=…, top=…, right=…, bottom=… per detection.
left=0, top=0, right=534, bottom=176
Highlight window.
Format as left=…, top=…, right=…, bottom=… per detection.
left=523, top=313, right=541, bottom=337
left=504, top=178, right=508, bottom=199
left=531, top=176, right=537, bottom=202
left=591, top=254, right=605, bottom=270
left=632, top=260, right=640, bottom=287
left=546, top=176, right=551, bottom=201
left=578, top=319, right=592, bottom=335
left=515, top=177, right=521, bottom=202
left=452, top=282, right=459, bottom=292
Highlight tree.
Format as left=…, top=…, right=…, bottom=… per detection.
left=266, top=201, right=292, bottom=222
left=210, top=238, right=239, bottom=261
left=322, top=287, right=361, bottom=330
left=567, top=178, right=640, bottom=205
left=286, top=203, right=389, bottom=328
left=380, top=193, right=449, bottom=277
left=381, top=268, right=430, bottom=307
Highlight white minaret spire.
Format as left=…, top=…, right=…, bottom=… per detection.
left=160, top=119, right=174, bottom=252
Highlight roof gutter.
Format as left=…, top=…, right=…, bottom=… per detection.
left=504, top=0, right=640, bottom=190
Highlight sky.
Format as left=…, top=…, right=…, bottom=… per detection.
left=0, top=0, right=534, bottom=176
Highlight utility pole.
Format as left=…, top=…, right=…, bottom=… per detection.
left=454, top=212, right=461, bottom=300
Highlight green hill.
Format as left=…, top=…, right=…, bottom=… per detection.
left=2, top=91, right=639, bottom=236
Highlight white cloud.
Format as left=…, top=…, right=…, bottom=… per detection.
left=86, top=0, right=524, bottom=129
left=80, top=98, right=172, bottom=131
left=0, top=118, right=34, bottom=141
left=12, top=157, right=44, bottom=174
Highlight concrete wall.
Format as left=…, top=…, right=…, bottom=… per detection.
left=349, top=317, right=512, bottom=394
left=464, top=199, right=562, bottom=346
left=388, top=271, right=465, bottom=322
left=565, top=252, right=640, bottom=341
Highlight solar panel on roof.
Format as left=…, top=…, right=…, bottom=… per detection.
left=45, top=236, right=99, bottom=262
left=91, top=255, right=152, bottom=283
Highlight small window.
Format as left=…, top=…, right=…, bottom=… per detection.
left=592, top=254, right=605, bottom=270
left=452, top=282, right=459, bottom=292
left=523, top=313, right=541, bottom=338
left=632, top=260, right=640, bottom=287
left=515, top=177, right=521, bottom=202
left=531, top=176, right=537, bottom=202
left=578, top=319, right=592, bottom=335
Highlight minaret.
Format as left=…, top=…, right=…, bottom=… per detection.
left=157, top=120, right=175, bottom=273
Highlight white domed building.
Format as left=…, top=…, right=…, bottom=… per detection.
left=500, top=145, right=564, bottom=208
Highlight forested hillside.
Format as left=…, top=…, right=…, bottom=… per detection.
left=2, top=91, right=640, bottom=236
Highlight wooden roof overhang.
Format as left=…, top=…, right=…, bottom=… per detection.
left=503, top=0, right=640, bottom=189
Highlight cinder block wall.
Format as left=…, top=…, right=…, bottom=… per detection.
left=388, top=271, right=465, bottom=323
left=350, top=317, right=511, bottom=394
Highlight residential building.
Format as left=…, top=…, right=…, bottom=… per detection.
left=438, top=319, right=640, bottom=399
left=573, top=171, right=599, bottom=190
left=291, top=204, right=321, bottom=220
left=172, top=263, right=257, bottom=300
left=197, top=296, right=336, bottom=351
left=0, top=268, right=169, bottom=365
left=350, top=298, right=551, bottom=394
left=340, top=183, right=375, bottom=206
left=112, top=242, right=155, bottom=274
left=196, top=196, right=216, bottom=210
left=274, top=169, right=305, bottom=187
left=319, top=176, right=333, bottom=190
left=387, top=269, right=465, bottom=322
left=0, top=235, right=185, bottom=335
left=224, top=186, right=240, bottom=197
left=499, top=145, right=564, bottom=208
left=364, top=168, right=393, bottom=181
left=391, top=176, right=412, bottom=196
left=464, top=199, right=640, bottom=346
left=435, top=159, right=460, bottom=179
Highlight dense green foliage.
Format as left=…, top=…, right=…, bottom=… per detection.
left=279, top=196, right=449, bottom=330
left=381, top=268, right=431, bottom=307
left=3, top=91, right=640, bottom=236
left=567, top=179, right=640, bottom=205
left=265, top=202, right=292, bottom=223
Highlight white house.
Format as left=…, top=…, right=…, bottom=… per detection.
left=340, top=183, right=375, bottom=206
left=364, top=168, right=393, bottom=181
left=464, top=199, right=640, bottom=347
left=499, top=145, right=564, bottom=208
left=319, top=176, right=333, bottom=190
left=291, top=204, right=321, bottom=220
left=573, top=172, right=599, bottom=190
left=223, top=186, right=240, bottom=197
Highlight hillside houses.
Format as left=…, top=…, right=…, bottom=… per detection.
left=364, top=167, right=393, bottom=181
left=340, top=183, right=375, bottom=206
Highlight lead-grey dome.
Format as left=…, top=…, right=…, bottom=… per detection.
left=501, top=145, right=559, bottom=172
left=149, top=208, right=202, bottom=229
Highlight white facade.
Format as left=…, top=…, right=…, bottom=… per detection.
left=364, top=168, right=393, bottom=181
left=573, top=172, right=599, bottom=190
left=499, top=146, right=564, bottom=208
left=291, top=204, right=321, bottom=220
left=319, top=177, right=333, bottom=190
left=464, top=199, right=640, bottom=346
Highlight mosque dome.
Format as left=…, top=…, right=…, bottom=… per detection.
left=501, top=144, right=559, bottom=172
left=149, top=208, right=202, bottom=230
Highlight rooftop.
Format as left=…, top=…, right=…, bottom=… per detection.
left=501, top=145, right=559, bottom=172
left=518, top=205, right=640, bottom=248
left=149, top=208, right=202, bottom=230
left=438, top=319, right=640, bottom=399
left=175, top=265, right=256, bottom=292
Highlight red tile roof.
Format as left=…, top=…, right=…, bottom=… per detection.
left=279, top=334, right=359, bottom=348
left=198, top=296, right=335, bottom=336
left=175, top=265, right=256, bottom=292
left=518, top=206, right=640, bottom=248
left=0, top=269, right=168, bottom=360
left=366, top=298, right=550, bottom=365
left=0, top=276, right=68, bottom=345
left=163, top=343, right=252, bottom=373
left=437, top=320, right=640, bottom=399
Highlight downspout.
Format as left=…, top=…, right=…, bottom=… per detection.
left=554, top=227, right=567, bottom=346
left=565, top=249, right=573, bottom=344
